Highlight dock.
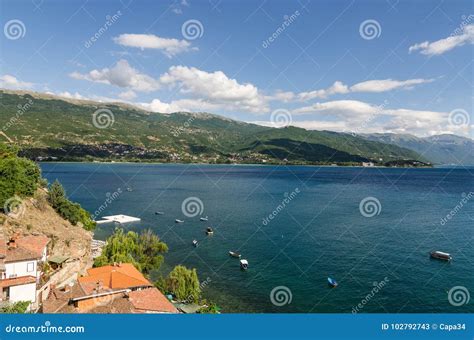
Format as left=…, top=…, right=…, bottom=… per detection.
left=95, top=214, right=141, bottom=224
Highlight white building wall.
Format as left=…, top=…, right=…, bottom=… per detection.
left=5, top=260, right=38, bottom=279
left=9, top=283, right=37, bottom=303
left=40, top=247, right=47, bottom=262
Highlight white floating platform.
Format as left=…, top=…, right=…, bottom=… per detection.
left=96, top=214, right=141, bottom=224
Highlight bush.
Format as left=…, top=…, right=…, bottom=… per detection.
left=47, top=180, right=96, bottom=231
left=94, top=228, right=168, bottom=274
left=165, top=265, right=201, bottom=302
left=0, top=154, right=40, bottom=210
left=0, top=301, right=30, bottom=313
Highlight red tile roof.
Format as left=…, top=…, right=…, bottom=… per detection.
left=16, top=235, right=49, bottom=258
left=1, top=235, right=49, bottom=263
left=5, top=246, right=38, bottom=263
left=0, top=276, right=36, bottom=288
left=0, top=236, right=6, bottom=259
left=128, top=288, right=178, bottom=313
left=78, top=263, right=152, bottom=294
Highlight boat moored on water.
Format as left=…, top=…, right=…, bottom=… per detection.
left=155, top=211, right=164, bottom=215
left=175, top=219, right=184, bottom=223
left=200, top=216, right=209, bottom=221
left=229, top=251, right=241, bottom=258
left=192, top=240, right=198, bottom=247
left=328, top=277, right=338, bottom=287
left=206, top=227, right=214, bottom=235
left=240, top=259, right=249, bottom=270
left=430, top=251, right=452, bottom=261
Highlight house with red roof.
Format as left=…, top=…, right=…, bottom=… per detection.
left=43, top=263, right=178, bottom=313
left=0, top=234, right=49, bottom=309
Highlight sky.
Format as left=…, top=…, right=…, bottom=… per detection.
left=0, top=0, right=473, bottom=138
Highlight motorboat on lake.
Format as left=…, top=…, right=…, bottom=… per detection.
left=206, top=227, right=214, bottom=235
left=175, top=219, right=184, bottom=223
left=430, top=251, right=452, bottom=261
left=328, top=277, right=338, bottom=287
left=200, top=216, right=209, bottom=221
left=192, top=240, right=198, bottom=247
left=229, top=251, right=241, bottom=258
left=240, top=259, right=248, bottom=270
left=155, top=211, right=164, bottom=215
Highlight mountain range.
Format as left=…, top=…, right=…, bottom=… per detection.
left=0, top=89, right=471, bottom=166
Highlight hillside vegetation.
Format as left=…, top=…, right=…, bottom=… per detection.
left=0, top=90, right=425, bottom=165
left=0, top=141, right=95, bottom=231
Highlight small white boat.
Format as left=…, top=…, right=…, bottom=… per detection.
left=200, top=216, right=209, bottom=221
left=175, top=219, right=184, bottom=223
left=328, top=277, right=338, bottom=287
left=229, top=251, right=241, bottom=258
left=192, top=240, right=198, bottom=247
left=155, top=211, right=164, bottom=215
left=206, top=227, right=214, bottom=235
left=240, top=259, right=249, bottom=270
left=430, top=250, right=452, bottom=261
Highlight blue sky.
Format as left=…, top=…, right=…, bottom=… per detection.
left=1, top=0, right=472, bottom=137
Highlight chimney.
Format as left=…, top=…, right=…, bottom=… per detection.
left=7, top=232, right=20, bottom=249
left=95, top=280, right=103, bottom=294
left=7, top=239, right=17, bottom=249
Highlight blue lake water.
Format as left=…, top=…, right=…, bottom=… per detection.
left=40, top=163, right=473, bottom=313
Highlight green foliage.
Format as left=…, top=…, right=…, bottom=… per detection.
left=0, top=91, right=427, bottom=164
left=165, top=265, right=201, bottom=302
left=197, top=300, right=220, bottom=314
left=0, top=144, right=40, bottom=209
left=47, top=180, right=96, bottom=231
left=94, top=228, right=168, bottom=274
left=0, top=301, right=30, bottom=313
left=0, top=143, right=19, bottom=159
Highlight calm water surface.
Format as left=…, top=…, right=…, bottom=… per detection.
left=40, top=163, right=473, bottom=313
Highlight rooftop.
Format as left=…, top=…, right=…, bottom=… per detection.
left=1, top=234, right=50, bottom=263
left=0, top=276, right=36, bottom=288
left=78, top=263, right=152, bottom=294
left=16, top=235, right=49, bottom=258
left=128, top=288, right=178, bottom=313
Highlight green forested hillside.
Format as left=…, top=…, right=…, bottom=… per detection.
left=0, top=90, right=425, bottom=165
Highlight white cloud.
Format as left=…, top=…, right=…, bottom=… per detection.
left=266, top=90, right=295, bottom=103
left=288, top=99, right=468, bottom=137
left=56, top=91, right=86, bottom=100
left=159, top=66, right=269, bottom=113
left=350, top=78, right=434, bottom=93
left=293, top=78, right=433, bottom=102
left=113, top=34, right=196, bottom=57
left=0, top=75, right=33, bottom=89
left=141, top=98, right=235, bottom=114
left=409, top=24, right=474, bottom=56
left=69, top=62, right=269, bottom=112
left=297, top=81, right=349, bottom=101
left=141, top=99, right=184, bottom=113
left=293, top=100, right=381, bottom=118
left=70, top=59, right=160, bottom=92
left=118, top=90, right=137, bottom=100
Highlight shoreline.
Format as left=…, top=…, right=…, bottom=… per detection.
left=38, top=160, right=438, bottom=169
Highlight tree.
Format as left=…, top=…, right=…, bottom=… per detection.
left=47, top=180, right=96, bottom=231
left=47, top=180, right=66, bottom=209
left=0, top=301, right=30, bottom=313
left=165, top=265, right=201, bottom=302
left=94, top=228, right=168, bottom=274
left=0, top=152, right=40, bottom=209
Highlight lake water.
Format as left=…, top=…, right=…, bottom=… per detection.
left=40, top=163, right=473, bottom=313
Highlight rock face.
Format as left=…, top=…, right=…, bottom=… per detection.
left=1, top=188, right=93, bottom=278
